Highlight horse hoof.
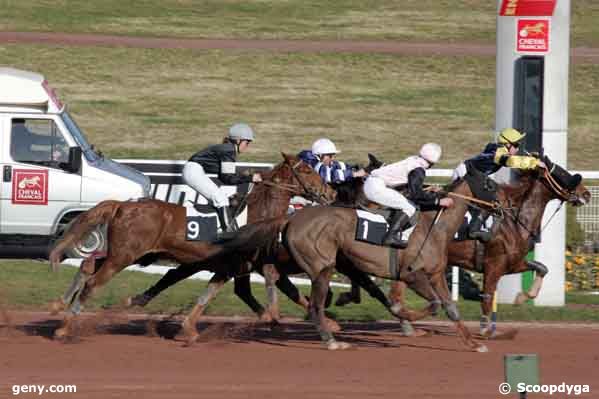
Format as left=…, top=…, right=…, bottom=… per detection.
left=184, top=334, right=199, bottom=347
left=475, top=344, right=489, bottom=353
left=259, top=312, right=273, bottom=323
left=325, top=318, right=341, bottom=333
left=327, top=340, right=351, bottom=351
left=49, top=300, right=65, bottom=315
left=408, top=329, right=429, bottom=338
left=54, top=327, right=69, bottom=339
left=514, top=292, right=528, bottom=305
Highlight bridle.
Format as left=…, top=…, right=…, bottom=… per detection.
left=541, top=166, right=580, bottom=203
left=503, top=166, right=581, bottom=240
left=261, top=160, right=331, bottom=205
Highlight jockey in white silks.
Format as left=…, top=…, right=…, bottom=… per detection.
left=182, top=123, right=262, bottom=231
left=298, top=138, right=367, bottom=184
left=364, top=143, right=454, bottom=248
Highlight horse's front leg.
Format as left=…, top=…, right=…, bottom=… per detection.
left=310, top=267, right=349, bottom=350
left=233, top=272, right=266, bottom=318
left=430, top=271, right=487, bottom=352
left=514, top=260, right=548, bottom=304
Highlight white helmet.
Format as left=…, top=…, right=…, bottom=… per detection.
left=229, top=123, right=255, bottom=141
left=312, top=138, right=340, bottom=156
left=419, top=142, right=442, bottom=164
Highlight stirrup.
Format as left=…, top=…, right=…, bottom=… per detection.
left=469, top=230, right=492, bottom=243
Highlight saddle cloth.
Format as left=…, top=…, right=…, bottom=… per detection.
left=355, top=209, right=415, bottom=246
left=185, top=203, right=218, bottom=241
left=453, top=211, right=494, bottom=241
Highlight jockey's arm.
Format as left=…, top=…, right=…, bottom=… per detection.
left=219, top=160, right=253, bottom=185
left=494, top=147, right=540, bottom=170
left=407, top=168, right=440, bottom=208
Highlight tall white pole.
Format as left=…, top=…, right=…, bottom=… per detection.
left=534, top=0, right=569, bottom=306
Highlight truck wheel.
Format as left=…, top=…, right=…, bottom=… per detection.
left=64, top=225, right=107, bottom=259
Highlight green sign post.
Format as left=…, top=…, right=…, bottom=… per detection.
left=504, top=354, right=539, bottom=398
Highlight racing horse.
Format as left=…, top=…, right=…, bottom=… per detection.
left=222, top=175, right=496, bottom=351
left=48, top=153, right=336, bottom=337
left=125, top=154, right=398, bottom=338
left=390, top=158, right=590, bottom=335
left=333, top=158, right=590, bottom=336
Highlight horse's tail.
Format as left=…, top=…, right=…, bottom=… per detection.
left=219, top=216, right=289, bottom=256
left=49, top=200, right=121, bottom=271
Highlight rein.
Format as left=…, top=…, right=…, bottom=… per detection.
left=258, top=160, right=330, bottom=205
left=446, top=192, right=499, bottom=210
left=503, top=169, right=571, bottom=241
left=543, top=167, right=576, bottom=202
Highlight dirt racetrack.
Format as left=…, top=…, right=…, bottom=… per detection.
left=1, top=311, right=597, bottom=399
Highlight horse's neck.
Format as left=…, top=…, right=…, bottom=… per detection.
left=246, top=178, right=294, bottom=223
left=511, top=179, right=554, bottom=237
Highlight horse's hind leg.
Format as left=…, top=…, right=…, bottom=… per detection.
left=430, top=272, right=487, bottom=353
left=182, top=273, right=229, bottom=346
left=53, top=255, right=108, bottom=338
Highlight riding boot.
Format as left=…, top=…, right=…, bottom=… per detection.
left=467, top=210, right=492, bottom=243
left=215, top=207, right=231, bottom=233
left=383, top=210, right=411, bottom=249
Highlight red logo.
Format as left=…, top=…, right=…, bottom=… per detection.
left=517, top=19, right=550, bottom=53
left=499, top=0, right=556, bottom=16
left=12, top=170, right=49, bottom=205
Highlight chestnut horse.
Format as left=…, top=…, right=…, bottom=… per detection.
left=127, top=154, right=393, bottom=342
left=223, top=177, right=493, bottom=351
left=48, top=153, right=335, bottom=337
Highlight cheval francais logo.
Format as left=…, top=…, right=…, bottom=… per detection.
left=517, top=19, right=550, bottom=53
left=12, top=169, right=49, bottom=205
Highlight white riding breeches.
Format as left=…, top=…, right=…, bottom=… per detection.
left=182, top=161, right=230, bottom=208
left=363, top=176, right=416, bottom=217
left=452, top=162, right=467, bottom=181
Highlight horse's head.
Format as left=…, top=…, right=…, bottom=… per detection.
left=538, top=156, right=591, bottom=206
left=277, top=152, right=336, bottom=204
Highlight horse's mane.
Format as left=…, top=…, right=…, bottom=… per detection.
left=331, top=178, right=366, bottom=207
left=245, top=157, right=295, bottom=210
left=497, top=173, right=537, bottom=205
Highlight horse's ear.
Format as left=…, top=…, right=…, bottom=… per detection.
left=281, top=152, right=293, bottom=164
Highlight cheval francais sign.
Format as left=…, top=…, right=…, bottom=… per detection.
left=12, top=169, right=49, bottom=205
left=516, top=19, right=550, bottom=54
left=499, top=0, right=557, bottom=16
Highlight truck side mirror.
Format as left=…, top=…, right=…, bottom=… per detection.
left=66, top=147, right=82, bottom=173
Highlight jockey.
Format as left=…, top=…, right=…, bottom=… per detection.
left=298, top=138, right=366, bottom=184
left=364, top=143, right=454, bottom=248
left=183, top=123, right=262, bottom=231
left=452, top=127, right=546, bottom=242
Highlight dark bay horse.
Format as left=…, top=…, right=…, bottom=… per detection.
left=408, top=163, right=590, bottom=335
left=336, top=160, right=590, bottom=337
left=224, top=178, right=491, bottom=351
left=48, top=153, right=336, bottom=338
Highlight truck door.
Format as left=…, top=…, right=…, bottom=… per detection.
left=0, top=117, right=82, bottom=235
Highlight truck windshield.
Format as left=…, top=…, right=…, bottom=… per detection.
left=61, top=111, right=99, bottom=162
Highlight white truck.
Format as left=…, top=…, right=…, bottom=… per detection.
left=0, top=68, right=150, bottom=259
